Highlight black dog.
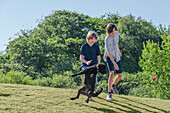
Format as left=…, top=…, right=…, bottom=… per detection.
left=70, top=63, right=106, bottom=103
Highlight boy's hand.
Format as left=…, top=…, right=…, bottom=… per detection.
left=114, top=63, right=119, bottom=70
left=86, top=60, right=92, bottom=65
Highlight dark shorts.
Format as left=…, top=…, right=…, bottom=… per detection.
left=106, top=57, right=122, bottom=74
left=82, top=66, right=88, bottom=70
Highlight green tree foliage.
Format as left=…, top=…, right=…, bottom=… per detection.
left=0, top=70, right=32, bottom=85
left=139, top=34, right=170, bottom=99
left=116, top=14, right=160, bottom=72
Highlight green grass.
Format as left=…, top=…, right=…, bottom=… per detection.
left=0, top=84, right=169, bottom=113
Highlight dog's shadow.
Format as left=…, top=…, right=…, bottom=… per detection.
left=82, top=103, right=120, bottom=113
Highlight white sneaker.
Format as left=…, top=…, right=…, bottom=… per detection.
left=106, top=94, right=113, bottom=101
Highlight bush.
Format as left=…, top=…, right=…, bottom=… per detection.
left=114, top=72, right=141, bottom=95
left=0, top=70, right=33, bottom=85
left=33, top=77, right=52, bottom=87
left=96, top=72, right=142, bottom=94
left=130, top=84, right=155, bottom=98
left=96, top=79, right=108, bottom=92
left=52, top=74, right=77, bottom=88
left=33, top=72, right=77, bottom=89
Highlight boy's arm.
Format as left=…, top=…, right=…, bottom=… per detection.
left=117, top=45, right=122, bottom=57
left=97, top=45, right=101, bottom=64
left=97, top=55, right=101, bottom=64
left=107, top=51, right=119, bottom=70
left=80, top=55, right=92, bottom=65
left=115, top=32, right=121, bottom=57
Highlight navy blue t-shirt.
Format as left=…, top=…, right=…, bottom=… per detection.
left=80, top=43, right=101, bottom=67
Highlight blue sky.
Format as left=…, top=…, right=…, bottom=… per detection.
left=0, top=0, right=170, bottom=51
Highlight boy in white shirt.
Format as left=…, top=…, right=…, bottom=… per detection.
left=104, top=23, right=122, bottom=100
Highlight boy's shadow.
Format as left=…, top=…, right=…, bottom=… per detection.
left=92, top=97, right=142, bottom=113
left=93, top=96, right=168, bottom=113
left=82, top=96, right=143, bottom=113
left=118, top=96, right=168, bottom=113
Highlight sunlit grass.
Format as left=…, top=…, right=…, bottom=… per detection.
left=0, top=83, right=169, bottom=113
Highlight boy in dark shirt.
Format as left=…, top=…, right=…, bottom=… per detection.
left=80, top=31, right=101, bottom=70
left=80, top=31, right=101, bottom=88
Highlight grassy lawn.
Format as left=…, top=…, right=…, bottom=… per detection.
left=0, top=83, right=169, bottom=113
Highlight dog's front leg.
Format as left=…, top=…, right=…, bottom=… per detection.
left=70, top=86, right=85, bottom=100
left=85, top=91, right=92, bottom=103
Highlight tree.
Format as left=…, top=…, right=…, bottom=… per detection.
left=139, top=34, right=170, bottom=99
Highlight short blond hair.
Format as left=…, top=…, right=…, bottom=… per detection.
left=86, top=31, right=98, bottom=40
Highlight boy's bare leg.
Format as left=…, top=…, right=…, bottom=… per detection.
left=111, top=73, right=122, bottom=95
left=113, top=73, right=122, bottom=85
left=108, top=71, right=114, bottom=92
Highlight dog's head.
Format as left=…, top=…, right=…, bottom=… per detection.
left=97, top=63, right=106, bottom=74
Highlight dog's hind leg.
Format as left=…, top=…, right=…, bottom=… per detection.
left=70, top=86, right=86, bottom=100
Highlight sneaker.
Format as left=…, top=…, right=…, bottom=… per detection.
left=112, top=85, right=119, bottom=94
left=106, top=94, right=113, bottom=100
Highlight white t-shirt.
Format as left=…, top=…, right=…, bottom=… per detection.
left=104, top=31, right=120, bottom=62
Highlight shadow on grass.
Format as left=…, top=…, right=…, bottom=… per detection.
left=0, top=93, right=11, bottom=97
left=82, top=104, right=119, bottom=113
left=118, top=96, right=168, bottom=113
left=93, top=98, right=142, bottom=113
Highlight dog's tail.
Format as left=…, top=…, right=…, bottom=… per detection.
left=71, top=70, right=85, bottom=77
left=91, top=87, right=103, bottom=97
